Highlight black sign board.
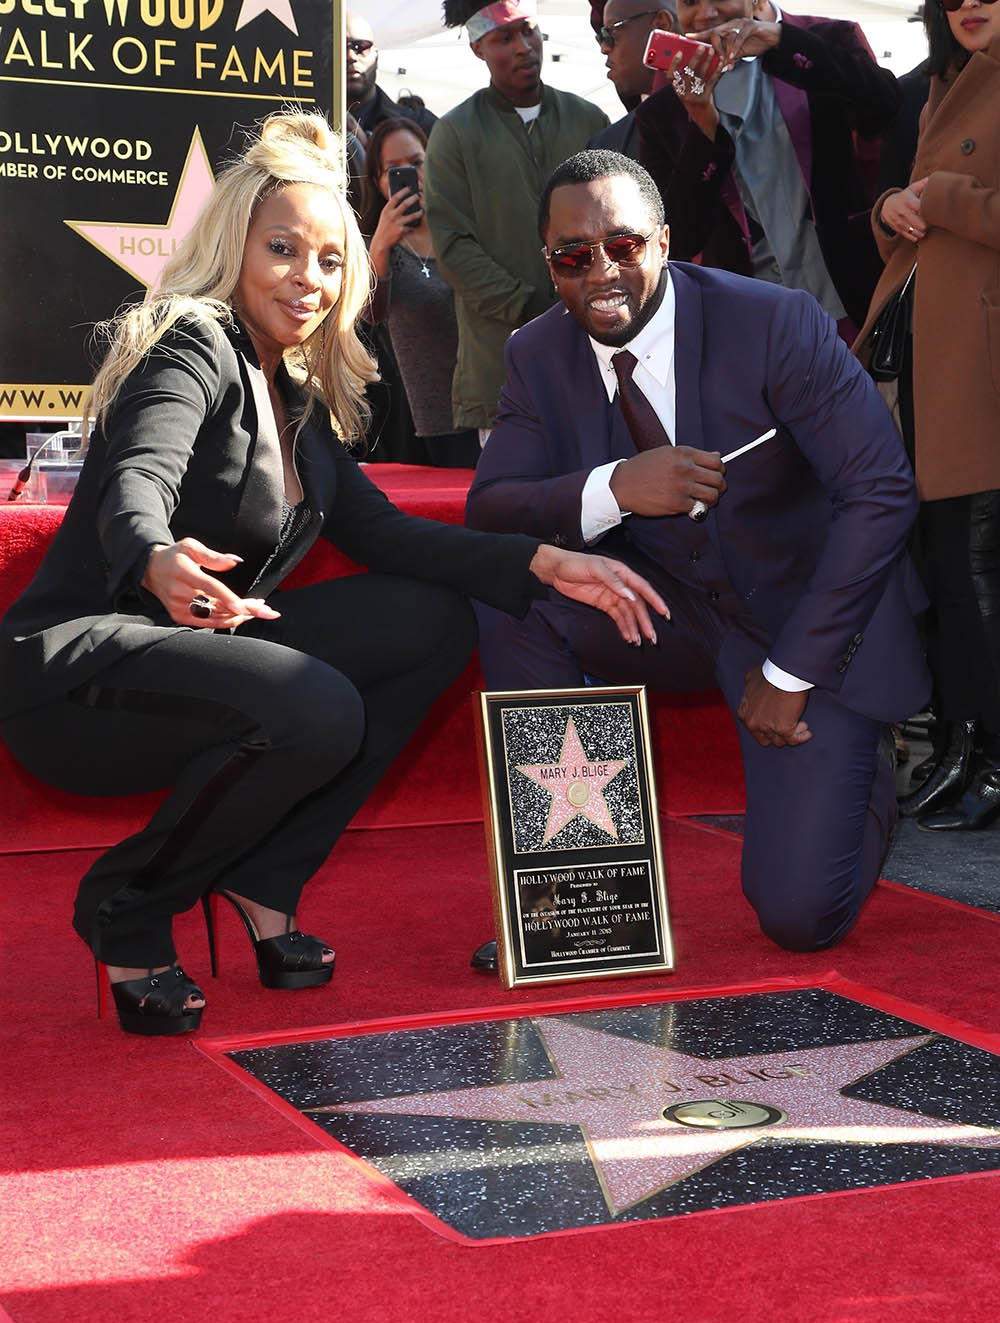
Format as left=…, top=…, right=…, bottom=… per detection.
left=0, top=0, right=337, bottom=418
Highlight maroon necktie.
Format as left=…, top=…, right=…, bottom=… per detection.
left=612, top=349, right=672, bottom=452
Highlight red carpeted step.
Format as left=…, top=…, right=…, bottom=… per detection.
left=0, top=471, right=744, bottom=854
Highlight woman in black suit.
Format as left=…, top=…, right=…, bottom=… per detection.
left=0, top=112, right=665, bottom=1036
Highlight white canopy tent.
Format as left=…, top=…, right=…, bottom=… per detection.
left=360, top=0, right=927, bottom=124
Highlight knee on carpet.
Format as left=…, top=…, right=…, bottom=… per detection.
left=749, top=891, right=858, bottom=953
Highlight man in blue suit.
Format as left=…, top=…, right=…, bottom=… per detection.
left=467, top=150, right=929, bottom=957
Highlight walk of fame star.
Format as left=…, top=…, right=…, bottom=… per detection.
left=515, top=717, right=628, bottom=846
left=65, top=128, right=215, bottom=292
left=306, top=1018, right=1000, bottom=1217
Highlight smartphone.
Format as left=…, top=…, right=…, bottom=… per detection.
left=387, top=164, right=422, bottom=228
left=643, top=28, right=721, bottom=78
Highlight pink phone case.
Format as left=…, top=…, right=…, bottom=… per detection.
left=643, top=29, right=721, bottom=78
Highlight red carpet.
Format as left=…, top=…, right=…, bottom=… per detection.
left=4, top=817, right=1000, bottom=1322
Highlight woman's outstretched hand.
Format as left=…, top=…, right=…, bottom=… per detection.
left=529, top=544, right=670, bottom=646
left=142, top=537, right=282, bottom=629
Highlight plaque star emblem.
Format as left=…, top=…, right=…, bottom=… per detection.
left=235, top=0, right=299, bottom=34
left=516, top=717, right=628, bottom=845
left=307, top=1019, right=1000, bottom=1216
left=65, top=128, right=215, bottom=292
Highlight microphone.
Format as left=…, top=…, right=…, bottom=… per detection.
left=6, top=432, right=77, bottom=502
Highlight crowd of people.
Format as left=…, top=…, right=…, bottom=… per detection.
left=348, top=0, right=1000, bottom=843
left=1, top=0, right=998, bottom=1034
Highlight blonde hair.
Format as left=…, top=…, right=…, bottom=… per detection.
left=85, top=110, right=377, bottom=445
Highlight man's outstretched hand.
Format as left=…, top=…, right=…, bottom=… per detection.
left=737, top=665, right=811, bottom=747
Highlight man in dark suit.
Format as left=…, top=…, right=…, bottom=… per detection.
left=588, top=0, right=677, bottom=160
left=634, top=3, right=899, bottom=335
left=467, top=150, right=929, bottom=957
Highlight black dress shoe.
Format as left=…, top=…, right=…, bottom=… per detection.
left=918, top=763, right=1000, bottom=831
left=470, top=939, right=497, bottom=972
left=897, top=719, right=978, bottom=819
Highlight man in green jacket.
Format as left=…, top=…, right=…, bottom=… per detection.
left=425, top=0, right=608, bottom=437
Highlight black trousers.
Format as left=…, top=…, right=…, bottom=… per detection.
left=476, top=575, right=894, bottom=954
left=2, top=575, right=477, bottom=966
left=919, top=492, right=1000, bottom=732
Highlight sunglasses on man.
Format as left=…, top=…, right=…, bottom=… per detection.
left=543, top=232, right=654, bottom=275
left=596, top=10, right=659, bottom=46
left=347, top=37, right=375, bottom=54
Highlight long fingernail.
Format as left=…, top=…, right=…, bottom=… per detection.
left=649, top=630, right=657, bottom=646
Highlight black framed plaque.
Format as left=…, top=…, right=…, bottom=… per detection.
left=477, top=686, right=673, bottom=988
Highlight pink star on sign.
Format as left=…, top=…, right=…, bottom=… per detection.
left=65, top=129, right=215, bottom=292
left=516, top=717, right=627, bottom=846
left=235, top=0, right=298, bottom=35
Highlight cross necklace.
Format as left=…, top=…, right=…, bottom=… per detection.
left=400, top=237, right=432, bottom=279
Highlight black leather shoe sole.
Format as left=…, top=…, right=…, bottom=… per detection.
left=470, top=939, right=497, bottom=972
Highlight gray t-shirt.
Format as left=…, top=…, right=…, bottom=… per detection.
left=374, top=244, right=464, bottom=438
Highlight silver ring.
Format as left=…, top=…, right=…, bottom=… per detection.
left=690, top=76, right=705, bottom=95
left=688, top=499, right=709, bottom=522
left=189, top=595, right=212, bottom=619
left=672, top=69, right=685, bottom=94
left=907, top=225, right=916, bottom=234
left=683, top=64, right=696, bottom=76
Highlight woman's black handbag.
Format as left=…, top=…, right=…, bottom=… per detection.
left=869, top=265, right=916, bottom=382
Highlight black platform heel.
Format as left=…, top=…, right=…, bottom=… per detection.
left=99, top=962, right=205, bottom=1036
left=201, top=891, right=335, bottom=990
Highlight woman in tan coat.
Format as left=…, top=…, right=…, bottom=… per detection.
left=855, top=4, right=1000, bottom=829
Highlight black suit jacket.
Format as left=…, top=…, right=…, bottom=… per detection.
left=356, top=84, right=437, bottom=138
left=0, top=316, right=538, bottom=717
left=636, top=15, right=901, bottom=327
left=588, top=112, right=641, bottom=161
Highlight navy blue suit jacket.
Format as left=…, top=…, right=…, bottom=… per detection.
left=467, top=262, right=929, bottom=722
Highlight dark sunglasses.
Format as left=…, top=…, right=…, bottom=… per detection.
left=938, top=0, right=996, bottom=10
left=596, top=10, right=658, bottom=47
left=544, top=232, right=653, bottom=275
left=346, top=37, right=375, bottom=54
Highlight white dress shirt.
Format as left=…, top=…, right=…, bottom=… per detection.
left=578, top=269, right=810, bottom=694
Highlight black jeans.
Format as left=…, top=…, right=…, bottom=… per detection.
left=919, top=492, right=1000, bottom=732
left=2, top=575, right=477, bottom=966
